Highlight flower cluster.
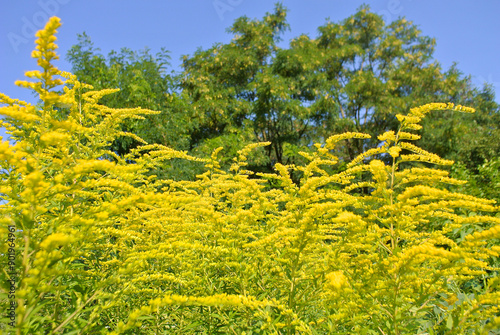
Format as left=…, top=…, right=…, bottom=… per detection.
left=0, top=16, right=498, bottom=335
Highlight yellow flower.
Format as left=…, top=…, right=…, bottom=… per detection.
left=388, top=146, right=401, bottom=158
left=40, top=131, right=71, bottom=146
left=39, top=233, right=75, bottom=250
left=378, top=130, right=396, bottom=142
left=325, top=271, right=347, bottom=290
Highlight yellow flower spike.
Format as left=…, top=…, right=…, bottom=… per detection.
left=40, top=131, right=71, bottom=146
left=388, top=146, right=401, bottom=158
left=325, top=270, right=348, bottom=290
left=325, top=132, right=371, bottom=149
left=397, top=131, right=421, bottom=141
left=377, top=130, right=396, bottom=142
left=16, top=16, right=63, bottom=102
left=347, top=146, right=386, bottom=168
left=408, top=102, right=475, bottom=119
left=39, top=233, right=75, bottom=250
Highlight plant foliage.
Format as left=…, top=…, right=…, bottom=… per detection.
left=1, top=16, right=499, bottom=335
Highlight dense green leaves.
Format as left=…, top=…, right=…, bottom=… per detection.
left=66, top=3, right=499, bottom=193
left=180, top=4, right=468, bottom=169
left=66, top=33, right=192, bottom=156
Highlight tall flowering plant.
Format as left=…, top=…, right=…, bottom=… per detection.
left=0, top=17, right=498, bottom=335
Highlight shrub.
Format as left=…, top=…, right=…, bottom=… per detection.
left=1, top=17, right=499, bottom=335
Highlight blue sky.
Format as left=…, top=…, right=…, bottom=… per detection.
left=1, top=0, right=499, bottom=141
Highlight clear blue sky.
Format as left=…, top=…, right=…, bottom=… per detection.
left=1, top=0, right=499, bottom=141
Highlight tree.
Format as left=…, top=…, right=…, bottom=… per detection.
left=415, top=79, right=500, bottom=201
left=179, top=4, right=485, bottom=173
left=66, top=34, right=192, bottom=154
left=66, top=3, right=499, bottom=189
left=66, top=34, right=204, bottom=180
left=179, top=3, right=291, bottom=172
left=419, top=81, right=500, bottom=167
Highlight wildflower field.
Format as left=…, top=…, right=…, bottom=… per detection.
left=1, top=17, right=499, bottom=335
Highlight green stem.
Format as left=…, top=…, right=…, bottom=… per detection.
left=52, top=290, right=99, bottom=333
left=390, top=128, right=401, bottom=334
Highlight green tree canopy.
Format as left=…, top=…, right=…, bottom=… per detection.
left=179, top=4, right=499, bottom=173
left=66, top=33, right=192, bottom=156
left=66, top=3, right=499, bottom=187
